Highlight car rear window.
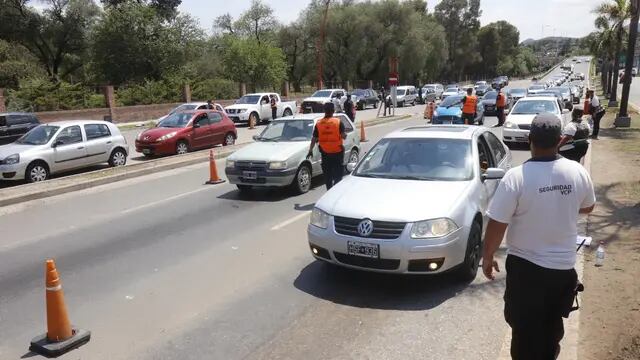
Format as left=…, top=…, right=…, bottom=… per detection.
left=7, top=114, right=37, bottom=126
left=84, top=124, right=111, bottom=140
left=0, top=116, right=6, bottom=127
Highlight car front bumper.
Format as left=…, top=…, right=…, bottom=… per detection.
left=503, top=127, right=529, bottom=143
left=307, top=219, right=468, bottom=274
left=227, top=112, right=250, bottom=123
left=135, top=140, right=176, bottom=156
left=0, top=162, right=28, bottom=181
left=225, top=167, right=297, bottom=187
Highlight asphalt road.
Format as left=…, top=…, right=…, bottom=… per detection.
left=0, top=60, right=591, bottom=360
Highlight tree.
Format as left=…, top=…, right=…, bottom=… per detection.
left=221, top=38, right=287, bottom=90
left=0, top=0, right=100, bottom=82
left=618, top=0, right=639, bottom=119
left=278, top=23, right=314, bottom=91
left=0, top=40, right=44, bottom=88
left=100, top=0, right=181, bottom=20
left=212, top=0, right=279, bottom=45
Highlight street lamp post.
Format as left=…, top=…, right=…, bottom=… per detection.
left=617, top=0, right=640, bottom=127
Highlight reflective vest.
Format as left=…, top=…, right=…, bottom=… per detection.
left=583, top=99, right=591, bottom=115
left=462, top=95, right=478, bottom=114
left=316, top=117, right=343, bottom=154
left=496, top=93, right=506, bottom=107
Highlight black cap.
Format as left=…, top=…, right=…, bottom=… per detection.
left=572, top=106, right=584, bottom=119
left=529, top=113, right=562, bottom=149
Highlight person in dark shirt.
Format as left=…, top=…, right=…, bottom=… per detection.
left=343, top=94, right=355, bottom=122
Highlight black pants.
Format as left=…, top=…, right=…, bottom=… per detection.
left=321, top=151, right=344, bottom=190
left=560, top=142, right=588, bottom=162
left=592, top=110, right=604, bottom=138
left=496, top=107, right=505, bottom=125
left=504, top=255, right=578, bottom=360
left=462, top=112, right=475, bottom=125
left=272, top=107, right=277, bottom=120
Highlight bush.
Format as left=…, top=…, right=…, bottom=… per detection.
left=7, top=79, right=104, bottom=111
left=191, top=78, right=237, bottom=101
left=116, top=79, right=183, bottom=106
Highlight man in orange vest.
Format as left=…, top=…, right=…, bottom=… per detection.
left=495, top=87, right=507, bottom=127
left=461, top=88, right=478, bottom=125
left=308, top=102, right=347, bottom=190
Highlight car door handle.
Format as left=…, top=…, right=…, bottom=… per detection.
left=77, top=146, right=85, bottom=150
left=106, top=141, right=112, bottom=144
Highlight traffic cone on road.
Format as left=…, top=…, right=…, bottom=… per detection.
left=206, top=149, right=225, bottom=185
left=360, top=120, right=368, bottom=142
left=30, top=259, right=91, bottom=357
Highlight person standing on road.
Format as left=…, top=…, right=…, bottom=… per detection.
left=418, top=85, right=423, bottom=105
left=308, top=102, right=347, bottom=190
left=344, top=94, right=355, bottom=122
left=558, top=107, right=590, bottom=162
left=495, top=87, right=507, bottom=127
left=482, top=113, right=596, bottom=360
left=206, top=99, right=214, bottom=109
left=460, top=88, right=478, bottom=125
left=270, top=95, right=278, bottom=120
left=588, top=90, right=604, bottom=140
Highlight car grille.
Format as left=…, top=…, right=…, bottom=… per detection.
left=333, top=252, right=400, bottom=270
left=333, top=216, right=406, bottom=240
left=227, top=109, right=237, bottom=114
left=235, top=161, right=268, bottom=171
left=518, top=124, right=531, bottom=130
left=433, top=115, right=463, bottom=124
left=302, top=101, right=324, bottom=114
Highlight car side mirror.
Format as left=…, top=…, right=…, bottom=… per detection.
left=52, top=140, right=64, bottom=148
left=346, top=162, right=357, bottom=173
left=482, top=167, right=506, bottom=181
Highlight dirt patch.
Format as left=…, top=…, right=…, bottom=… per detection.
left=578, top=110, right=640, bottom=360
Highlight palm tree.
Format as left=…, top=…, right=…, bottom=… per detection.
left=593, top=15, right=617, bottom=96
left=594, top=0, right=632, bottom=105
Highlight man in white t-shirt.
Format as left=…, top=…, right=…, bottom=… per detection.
left=482, top=113, right=596, bottom=360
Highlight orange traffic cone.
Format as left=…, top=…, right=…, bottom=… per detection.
left=30, top=259, right=91, bottom=357
left=206, top=149, right=225, bottom=185
left=360, top=120, right=368, bottom=142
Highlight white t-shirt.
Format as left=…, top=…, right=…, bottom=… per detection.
left=591, top=94, right=600, bottom=107
left=560, top=121, right=591, bottom=151
left=487, top=157, right=596, bottom=270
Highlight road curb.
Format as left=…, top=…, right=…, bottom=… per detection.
left=0, top=114, right=414, bottom=208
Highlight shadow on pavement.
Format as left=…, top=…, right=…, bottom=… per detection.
left=293, top=260, right=504, bottom=311
left=217, top=177, right=325, bottom=202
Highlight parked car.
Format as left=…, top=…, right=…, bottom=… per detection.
left=351, top=89, right=379, bottom=110
left=475, top=84, right=491, bottom=97
left=481, top=90, right=512, bottom=116
left=554, top=86, right=574, bottom=105
left=423, top=84, right=444, bottom=99
left=157, top=102, right=224, bottom=123
left=441, top=85, right=462, bottom=100
left=135, top=110, right=237, bottom=156
left=225, top=113, right=361, bottom=194
left=387, top=85, right=417, bottom=107
left=301, top=89, right=348, bottom=114
left=432, top=95, right=484, bottom=125
left=225, top=93, right=296, bottom=125
left=474, top=81, right=488, bottom=89
left=0, top=112, right=40, bottom=146
left=503, top=96, right=571, bottom=145
left=0, top=120, right=128, bottom=183
left=307, top=125, right=512, bottom=280
left=569, top=85, right=581, bottom=104
left=420, top=86, right=438, bottom=103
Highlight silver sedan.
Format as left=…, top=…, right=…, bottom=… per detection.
left=307, top=125, right=511, bottom=281
left=0, top=120, right=128, bottom=183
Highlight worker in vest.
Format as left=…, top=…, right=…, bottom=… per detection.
left=307, top=102, right=347, bottom=190
left=495, top=87, right=507, bottom=127
left=461, top=88, right=478, bottom=125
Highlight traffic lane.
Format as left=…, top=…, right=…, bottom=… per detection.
left=0, top=116, right=429, bottom=359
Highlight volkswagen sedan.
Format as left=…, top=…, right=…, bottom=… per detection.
left=307, top=126, right=511, bottom=281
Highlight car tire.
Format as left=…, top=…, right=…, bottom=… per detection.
left=399, top=101, right=405, bottom=108
left=291, top=164, right=312, bottom=194
left=283, top=108, right=293, bottom=117
left=176, top=140, right=189, bottom=155
left=345, top=149, right=359, bottom=173
left=223, top=133, right=236, bottom=146
left=108, top=148, right=127, bottom=167
left=25, top=161, right=50, bottom=183
left=249, top=112, right=260, bottom=126
left=456, top=221, right=482, bottom=282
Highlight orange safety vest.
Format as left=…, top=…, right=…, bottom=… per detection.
left=583, top=99, right=591, bottom=115
left=462, top=95, right=478, bottom=114
left=316, top=117, right=343, bottom=154
left=496, top=93, right=506, bottom=107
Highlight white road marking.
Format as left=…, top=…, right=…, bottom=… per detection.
left=270, top=211, right=311, bottom=231
left=121, top=186, right=212, bottom=215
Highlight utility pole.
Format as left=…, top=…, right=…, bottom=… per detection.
left=617, top=0, right=639, bottom=127
left=317, top=0, right=331, bottom=90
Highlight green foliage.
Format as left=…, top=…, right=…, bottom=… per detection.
left=0, top=40, right=44, bottom=89
left=7, top=79, right=104, bottom=111
left=191, top=79, right=237, bottom=101
left=222, top=37, right=287, bottom=89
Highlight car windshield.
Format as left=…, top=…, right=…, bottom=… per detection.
left=511, top=100, right=557, bottom=115
left=257, top=119, right=314, bottom=142
left=510, top=88, right=526, bottom=95
left=558, top=87, right=570, bottom=95
left=445, top=86, right=457, bottom=91
left=423, top=85, right=435, bottom=90
left=311, top=90, right=333, bottom=97
left=529, top=85, right=545, bottom=91
left=397, top=89, right=406, bottom=95
left=484, top=91, right=498, bottom=100
left=354, top=138, right=473, bottom=181
left=16, top=125, right=60, bottom=145
left=353, top=89, right=366, bottom=96
left=235, top=95, right=262, bottom=104
left=157, top=112, right=192, bottom=128
left=169, top=104, right=197, bottom=114
left=439, top=95, right=463, bottom=107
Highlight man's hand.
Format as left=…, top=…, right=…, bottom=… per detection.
left=482, top=256, right=500, bottom=280
left=306, top=151, right=313, bottom=160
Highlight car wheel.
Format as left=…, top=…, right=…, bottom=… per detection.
left=25, top=162, right=49, bottom=183
left=283, top=108, right=293, bottom=117
left=373, top=101, right=378, bottom=109
left=109, top=148, right=127, bottom=167
left=249, top=112, right=260, bottom=126
left=456, top=221, right=482, bottom=282
left=223, top=133, right=236, bottom=146
left=345, top=149, right=359, bottom=173
left=292, top=164, right=312, bottom=194
left=176, top=140, right=189, bottom=155
left=399, top=101, right=405, bottom=107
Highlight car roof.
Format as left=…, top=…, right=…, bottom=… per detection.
left=274, top=113, right=326, bottom=121
left=40, top=120, right=116, bottom=127
left=244, top=93, right=278, bottom=97
left=517, top=96, right=558, bottom=101
left=386, top=125, right=483, bottom=140
left=0, top=112, right=34, bottom=116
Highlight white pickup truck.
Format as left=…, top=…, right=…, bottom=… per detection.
left=300, top=89, right=348, bottom=114
left=225, top=93, right=297, bottom=125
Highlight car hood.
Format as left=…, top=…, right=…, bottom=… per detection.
left=435, top=106, right=462, bottom=116
left=228, top=141, right=308, bottom=162
left=0, top=143, right=45, bottom=158
left=316, top=176, right=471, bottom=222
left=225, top=104, right=256, bottom=110
left=442, top=91, right=458, bottom=95
left=481, top=99, right=497, bottom=105
left=139, top=127, right=183, bottom=141
left=506, top=113, right=540, bottom=125
left=303, top=97, right=331, bottom=103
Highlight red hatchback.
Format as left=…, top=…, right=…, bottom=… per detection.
left=135, top=110, right=237, bottom=156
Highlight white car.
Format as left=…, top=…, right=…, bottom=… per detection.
left=527, top=84, right=547, bottom=95
left=387, top=85, right=417, bottom=107
left=474, top=81, right=488, bottom=89
left=307, top=125, right=511, bottom=280
left=301, top=89, right=348, bottom=114
left=441, top=86, right=462, bottom=100
left=225, top=93, right=297, bottom=125
left=503, top=96, right=571, bottom=144
left=157, top=102, right=224, bottom=123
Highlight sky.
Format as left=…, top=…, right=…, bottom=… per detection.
left=180, top=0, right=603, bottom=40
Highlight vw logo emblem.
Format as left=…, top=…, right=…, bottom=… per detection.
left=357, top=219, right=374, bottom=237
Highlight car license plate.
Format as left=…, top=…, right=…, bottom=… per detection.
left=243, top=171, right=257, bottom=180
left=142, top=148, right=151, bottom=155
left=347, top=241, right=379, bottom=258
left=441, top=120, right=452, bottom=124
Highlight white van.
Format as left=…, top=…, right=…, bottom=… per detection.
left=388, top=85, right=417, bottom=107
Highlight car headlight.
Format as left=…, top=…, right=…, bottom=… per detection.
left=136, top=133, right=143, bottom=141
left=157, top=132, right=177, bottom=142
left=237, top=109, right=247, bottom=113
left=3, top=153, right=20, bottom=165
left=310, top=207, right=331, bottom=229
left=226, top=159, right=235, bottom=168
left=268, top=161, right=287, bottom=170
left=504, top=121, right=519, bottom=129
left=410, top=218, right=458, bottom=239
